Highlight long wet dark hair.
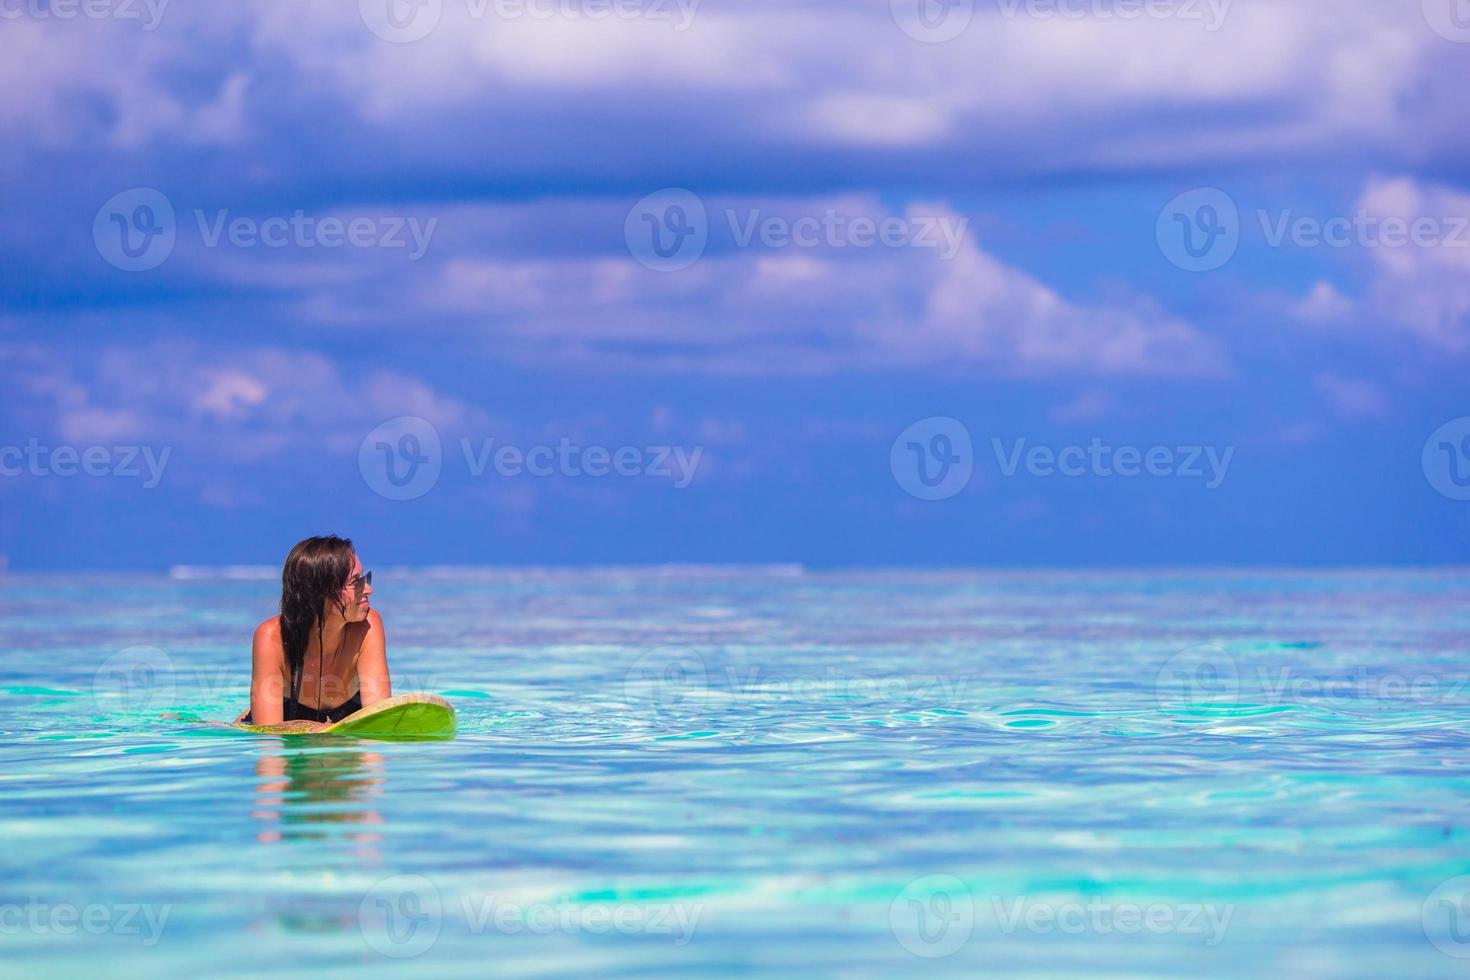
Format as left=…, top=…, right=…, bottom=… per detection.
left=279, top=535, right=355, bottom=703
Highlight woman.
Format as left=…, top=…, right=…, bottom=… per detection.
left=239, top=535, right=390, bottom=732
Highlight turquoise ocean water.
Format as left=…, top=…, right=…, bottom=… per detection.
left=2, top=567, right=1469, bottom=977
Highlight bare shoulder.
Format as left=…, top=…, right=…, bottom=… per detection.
left=346, top=608, right=384, bottom=646
left=356, top=609, right=386, bottom=660
left=253, top=616, right=283, bottom=646
left=251, top=616, right=286, bottom=680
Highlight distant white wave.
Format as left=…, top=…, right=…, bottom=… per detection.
left=169, top=565, right=277, bottom=581
left=395, top=565, right=807, bottom=580
left=167, top=563, right=805, bottom=581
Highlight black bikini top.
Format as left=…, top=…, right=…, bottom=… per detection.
left=282, top=690, right=362, bottom=724
left=284, top=645, right=360, bottom=723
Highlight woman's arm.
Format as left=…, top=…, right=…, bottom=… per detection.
left=249, top=621, right=287, bottom=726
left=248, top=624, right=331, bottom=732
left=358, top=609, right=392, bottom=707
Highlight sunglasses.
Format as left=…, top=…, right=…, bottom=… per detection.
left=346, top=570, right=373, bottom=596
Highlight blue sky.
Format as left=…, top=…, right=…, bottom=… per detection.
left=2, top=0, right=1468, bottom=569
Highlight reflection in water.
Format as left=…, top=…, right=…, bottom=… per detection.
left=252, top=743, right=386, bottom=850
left=248, top=744, right=390, bottom=937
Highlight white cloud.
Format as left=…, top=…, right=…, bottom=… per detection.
left=1355, top=177, right=1470, bottom=351
left=1049, top=390, right=1114, bottom=424
left=187, top=72, right=253, bottom=144
left=801, top=94, right=951, bottom=146
left=1281, top=179, right=1470, bottom=355
left=57, top=407, right=146, bottom=444
left=1292, top=281, right=1356, bottom=324
left=1315, top=372, right=1389, bottom=419
left=904, top=207, right=1223, bottom=376
left=1, top=0, right=1463, bottom=180
left=399, top=197, right=1224, bottom=377
left=4, top=342, right=490, bottom=463
left=191, top=369, right=269, bottom=421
